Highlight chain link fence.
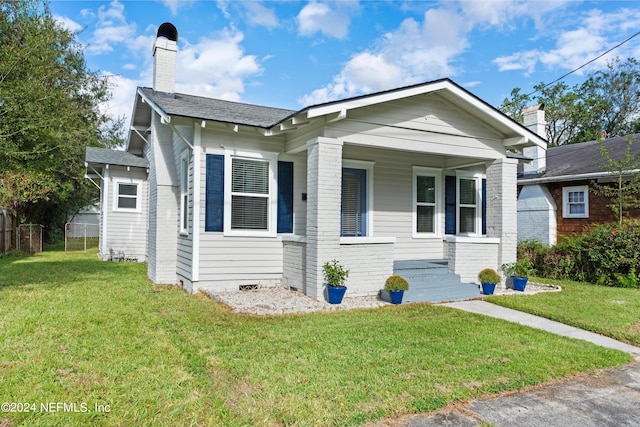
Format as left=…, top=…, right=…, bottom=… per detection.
left=65, top=223, right=99, bottom=253
left=17, top=224, right=43, bottom=254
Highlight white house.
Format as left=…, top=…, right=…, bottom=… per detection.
left=87, top=22, right=547, bottom=300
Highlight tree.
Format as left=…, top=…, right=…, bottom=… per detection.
left=499, top=57, right=640, bottom=147
left=0, top=0, right=122, bottom=241
left=591, top=137, right=640, bottom=225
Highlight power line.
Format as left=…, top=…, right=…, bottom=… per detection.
left=512, top=29, right=640, bottom=103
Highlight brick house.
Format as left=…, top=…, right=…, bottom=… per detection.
left=87, top=23, right=546, bottom=301
left=518, top=133, right=640, bottom=245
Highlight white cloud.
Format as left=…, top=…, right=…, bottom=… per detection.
left=86, top=0, right=136, bottom=54
left=299, top=7, right=468, bottom=105
left=297, top=1, right=356, bottom=39
left=53, top=15, right=83, bottom=33
left=100, top=73, right=140, bottom=125
left=493, top=7, right=640, bottom=77
left=243, top=2, right=278, bottom=29
left=161, top=0, right=195, bottom=16
left=175, top=28, right=263, bottom=101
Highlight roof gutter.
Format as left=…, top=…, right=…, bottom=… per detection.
left=519, top=169, right=640, bottom=185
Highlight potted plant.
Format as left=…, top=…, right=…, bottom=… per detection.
left=383, top=275, right=410, bottom=304
left=478, top=268, right=501, bottom=295
left=323, top=259, right=349, bottom=304
left=501, top=259, right=535, bottom=291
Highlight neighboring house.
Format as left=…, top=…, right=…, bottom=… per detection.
left=68, top=203, right=100, bottom=226
left=85, top=146, right=149, bottom=261
left=87, top=22, right=546, bottom=299
left=518, top=134, right=640, bottom=245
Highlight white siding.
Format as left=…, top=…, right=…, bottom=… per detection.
left=103, top=166, right=148, bottom=261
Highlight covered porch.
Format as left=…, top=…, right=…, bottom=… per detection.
left=282, top=137, right=517, bottom=301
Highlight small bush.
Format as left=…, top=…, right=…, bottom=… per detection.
left=478, top=268, right=501, bottom=284
left=384, top=275, right=409, bottom=291
left=322, top=259, right=349, bottom=287
left=517, top=221, right=640, bottom=288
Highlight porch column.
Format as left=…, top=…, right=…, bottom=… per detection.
left=486, top=157, right=518, bottom=277
left=305, top=137, right=343, bottom=299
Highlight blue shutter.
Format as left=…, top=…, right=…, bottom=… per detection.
left=277, top=161, right=294, bottom=233
left=205, top=154, right=224, bottom=232
left=481, top=178, right=487, bottom=235
left=445, top=175, right=456, bottom=235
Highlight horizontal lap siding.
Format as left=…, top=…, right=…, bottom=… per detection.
left=195, top=128, right=300, bottom=290
left=174, top=130, right=193, bottom=280
left=342, top=146, right=445, bottom=260
left=105, top=166, right=148, bottom=261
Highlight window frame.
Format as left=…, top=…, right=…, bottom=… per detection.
left=562, top=185, right=589, bottom=218
left=455, top=171, right=483, bottom=236
left=223, top=150, right=278, bottom=237
left=112, top=179, right=142, bottom=213
left=179, top=151, right=190, bottom=235
left=341, top=160, right=374, bottom=238
left=412, top=166, right=442, bottom=238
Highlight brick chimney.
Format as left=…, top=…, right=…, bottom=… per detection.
left=153, top=22, right=178, bottom=93
left=522, top=103, right=546, bottom=175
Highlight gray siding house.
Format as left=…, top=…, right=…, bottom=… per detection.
left=88, top=23, right=546, bottom=299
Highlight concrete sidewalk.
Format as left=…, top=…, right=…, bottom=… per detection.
left=366, top=300, right=640, bottom=427
left=441, top=300, right=640, bottom=358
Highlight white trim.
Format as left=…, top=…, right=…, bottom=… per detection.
left=179, top=150, right=189, bottom=235
left=455, top=171, right=483, bottom=236
left=340, top=236, right=396, bottom=245
left=100, top=167, right=109, bottom=256
left=412, top=166, right=442, bottom=238
left=562, top=185, right=589, bottom=218
left=445, top=236, right=499, bottom=244
left=519, top=169, right=640, bottom=185
left=192, top=125, right=202, bottom=282
left=223, top=150, right=278, bottom=237
left=342, top=159, right=374, bottom=237
left=112, top=178, right=143, bottom=213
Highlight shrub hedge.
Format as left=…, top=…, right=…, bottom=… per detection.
left=518, top=220, right=640, bottom=288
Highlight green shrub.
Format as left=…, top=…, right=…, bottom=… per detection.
left=322, top=259, right=349, bottom=287
left=478, top=268, right=501, bottom=284
left=517, top=221, right=640, bottom=288
left=384, top=275, right=409, bottom=291
left=502, top=259, right=535, bottom=278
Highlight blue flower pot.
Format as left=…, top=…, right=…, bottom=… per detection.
left=512, top=277, right=528, bottom=291
left=389, top=290, right=404, bottom=304
left=481, top=282, right=496, bottom=295
left=326, top=285, right=347, bottom=304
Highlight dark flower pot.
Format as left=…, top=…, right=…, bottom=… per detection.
left=481, top=282, right=496, bottom=295
left=326, top=285, right=347, bottom=304
left=512, top=276, right=528, bottom=291
left=388, top=290, right=404, bottom=304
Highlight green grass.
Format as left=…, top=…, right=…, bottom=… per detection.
left=486, top=277, right=640, bottom=347
left=0, top=251, right=633, bottom=426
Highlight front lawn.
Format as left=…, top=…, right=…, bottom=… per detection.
left=486, top=278, right=640, bottom=346
left=0, top=251, right=632, bottom=426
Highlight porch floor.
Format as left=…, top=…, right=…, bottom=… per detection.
left=394, top=260, right=482, bottom=303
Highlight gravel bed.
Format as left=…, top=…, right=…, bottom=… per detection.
left=207, top=282, right=561, bottom=316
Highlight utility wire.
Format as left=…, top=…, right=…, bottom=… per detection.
left=509, top=29, right=640, bottom=103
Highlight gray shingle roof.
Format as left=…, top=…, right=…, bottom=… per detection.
left=520, top=134, right=640, bottom=182
left=139, top=87, right=296, bottom=128
left=86, top=147, right=148, bottom=168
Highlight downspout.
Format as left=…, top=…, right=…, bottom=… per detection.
left=101, top=166, right=109, bottom=258
left=192, top=123, right=202, bottom=282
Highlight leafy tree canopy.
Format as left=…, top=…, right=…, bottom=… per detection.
left=0, top=0, right=123, bottom=240
left=500, top=57, right=640, bottom=147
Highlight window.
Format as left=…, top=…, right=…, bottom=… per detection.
left=230, top=158, right=270, bottom=230
left=413, top=167, right=441, bottom=237
left=458, top=177, right=477, bottom=234
left=223, top=151, right=277, bottom=236
left=341, top=160, right=374, bottom=238
left=205, top=153, right=291, bottom=236
left=180, top=152, right=189, bottom=234
left=341, top=168, right=367, bottom=236
left=113, top=181, right=141, bottom=212
left=563, top=185, right=589, bottom=218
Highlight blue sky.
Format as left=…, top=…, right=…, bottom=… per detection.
left=49, top=1, right=640, bottom=125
